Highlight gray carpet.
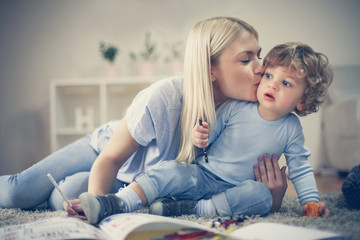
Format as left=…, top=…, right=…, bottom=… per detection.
left=1, top=192, right=359, bottom=239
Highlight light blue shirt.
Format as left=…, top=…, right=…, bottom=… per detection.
left=90, top=76, right=183, bottom=183
left=198, top=100, right=320, bottom=205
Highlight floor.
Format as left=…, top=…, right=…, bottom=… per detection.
left=286, top=173, right=345, bottom=196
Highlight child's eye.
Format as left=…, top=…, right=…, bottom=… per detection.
left=265, top=73, right=272, bottom=79
left=282, top=80, right=291, bottom=87
left=240, top=60, right=250, bottom=63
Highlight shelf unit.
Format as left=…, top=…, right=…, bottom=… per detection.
left=50, top=76, right=161, bottom=152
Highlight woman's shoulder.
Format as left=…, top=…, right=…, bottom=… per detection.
left=150, top=76, right=183, bottom=107
left=141, top=76, right=182, bottom=101
left=128, top=76, right=183, bottom=115
left=149, top=75, right=183, bottom=93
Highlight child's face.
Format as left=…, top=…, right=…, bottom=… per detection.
left=256, top=66, right=307, bottom=120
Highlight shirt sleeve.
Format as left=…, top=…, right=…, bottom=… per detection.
left=126, top=80, right=172, bottom=146
left=284, top=116, right=320, bottom=205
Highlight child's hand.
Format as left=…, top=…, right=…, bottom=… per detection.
left=302, top=201, right=330, bottom=218
left=63, top=199, right=87, bottom=221
left=192, top=120, right=209, bottom=149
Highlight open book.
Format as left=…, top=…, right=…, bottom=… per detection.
left=0, top=213, right=349, bottom=240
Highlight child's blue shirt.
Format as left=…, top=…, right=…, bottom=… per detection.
left=198, top=100, right=320, bottom=205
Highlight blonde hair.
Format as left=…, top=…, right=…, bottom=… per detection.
left=263, top=42, right=333, bottom=116
left=176, top=17, right=258, bottom=163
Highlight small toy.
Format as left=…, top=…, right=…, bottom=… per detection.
left=302, top=202, right=320, bottom=219
left=211, top=216, right=248, bottom=229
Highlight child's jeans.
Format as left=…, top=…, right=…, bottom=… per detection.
left=136, top=161, right=272, bottom=216
left=0, top=135, right=124, bottom=210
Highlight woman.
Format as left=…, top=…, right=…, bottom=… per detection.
left=0, top=17, right=286, bottom=214
left=69, top=16, right=287, bottom=219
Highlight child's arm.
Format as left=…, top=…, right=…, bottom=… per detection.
left=302, top=201, right=330, bottom=218
left=284, top=115, right=330, bottom=217
left=192, top=120, right=209, bottom=149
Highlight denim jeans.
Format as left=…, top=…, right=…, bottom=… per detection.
left=136, top=161, right=272, bottom=216
left=0, top=135, right=125, bottom=210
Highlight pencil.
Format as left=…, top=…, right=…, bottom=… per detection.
left=47, top=173, right=74, bottom=209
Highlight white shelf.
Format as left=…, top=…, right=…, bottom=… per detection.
left=50, top=76, right=163, bottom=152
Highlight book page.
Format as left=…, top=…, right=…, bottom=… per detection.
left=99, top=213, right=216, bottom=240
left=229, top=222, right=349, bottom=240
left=0, top=217, right=108, bottom=240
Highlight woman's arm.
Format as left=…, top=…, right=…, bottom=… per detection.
left=88, top=118, right=140, bottom=195
left=64, top=118, right=140, bottom=218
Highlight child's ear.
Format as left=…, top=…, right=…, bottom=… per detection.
left=296, top=98, right=307, bottom=111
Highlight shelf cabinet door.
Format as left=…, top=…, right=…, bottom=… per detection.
left=50, top=77, right=159, bottom=152
left=50, top=82, right=101, bottom=151
left=55, top=84, right=101, bottom=130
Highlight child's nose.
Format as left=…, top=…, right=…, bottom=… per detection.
left=268, top=80, right=278, bottom=90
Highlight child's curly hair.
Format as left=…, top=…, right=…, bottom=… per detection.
left=263, top=42, right=333, bottom=116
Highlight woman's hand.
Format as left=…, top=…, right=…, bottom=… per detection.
left=63, top=199, right=87, bottom=220
left=253, top=153, right=287, bottom=211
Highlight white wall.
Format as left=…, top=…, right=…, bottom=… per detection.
left=1, top=0, right=360, bottom=174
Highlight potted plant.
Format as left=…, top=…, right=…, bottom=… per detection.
left=139, top=32, right=159, bottom=62
left=164, top=41, right=184, bottom=75
left=129, top=32, right=159, bottom=76
left=100, top=42, right=120, bottom=77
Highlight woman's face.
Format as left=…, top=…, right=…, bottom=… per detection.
left=211, top=31, right=264, bottom=102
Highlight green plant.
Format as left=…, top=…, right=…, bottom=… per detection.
left=129, top=51, right=137, bottom=61
left=100, top=42, right=119, bottom=64
left=129, top=32, right=159, bottom=62
left=140, top=32, right=159, bottom=62
left=164, top=41, right=184, bottom=63
left=170, top=41, right=183, bottom=60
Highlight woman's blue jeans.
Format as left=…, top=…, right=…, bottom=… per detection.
left=136, top=161, right=273, bottom=216
left=0, top=135, right=125, bottom=210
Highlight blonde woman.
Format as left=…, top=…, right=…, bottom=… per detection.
left=0, top=17, right=285, bottom=214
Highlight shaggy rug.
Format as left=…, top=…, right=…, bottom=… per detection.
left=1, top=192, right=359, bottom=239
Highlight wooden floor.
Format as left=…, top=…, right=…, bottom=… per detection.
left=286, top=173, right=345, bottom=196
